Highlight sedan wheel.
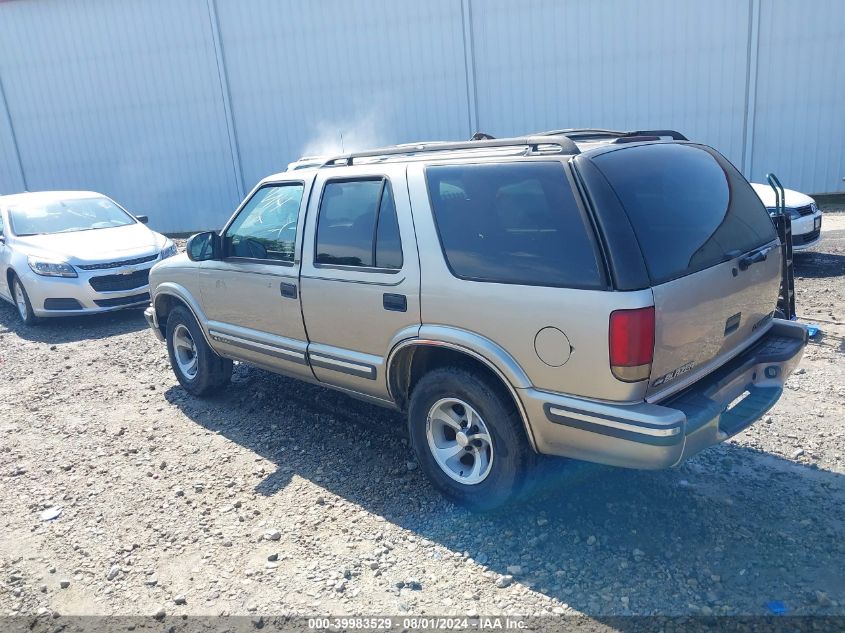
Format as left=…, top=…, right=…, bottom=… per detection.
left=14, top=282, right=27, bottom=319
left=11, top=276, right=38, bottom=325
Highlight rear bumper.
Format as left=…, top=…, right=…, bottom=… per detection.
left=521, top=319, right=808, bottom=469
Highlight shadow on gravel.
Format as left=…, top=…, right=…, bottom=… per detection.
left=0, top=301, right=147, bottom=343
left=166, top=365, right=845, bottom=618
left=794, top=251, right=845, bottom=279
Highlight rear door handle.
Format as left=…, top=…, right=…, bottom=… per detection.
left=383, top=293, right=407, bottom=312
left=738, top=246, right=773, bottom=271
left=280, top=282, right=298, bottom=299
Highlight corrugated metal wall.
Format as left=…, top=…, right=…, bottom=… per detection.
left=749, top=0, right=845, bottom=190
left=214, top=0, right=472, bottom=191
left=0, top=0, right=241, bottom=231
left=0, top=0, right=842, bottom=233
left=471, top=0, right=752, bottom=166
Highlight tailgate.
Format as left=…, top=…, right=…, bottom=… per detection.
left=585, top=141, right=783, bottom=399
left=648, top=246, right=780, bottom=399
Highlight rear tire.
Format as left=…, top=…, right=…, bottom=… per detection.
left=165, top=305, right=232, bottom=396
left=11, top=274, right=38, bottom=326
left=408, top=367, right=534, bottom=511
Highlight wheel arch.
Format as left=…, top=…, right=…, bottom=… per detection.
left=386, top=339, right=538, bottom=452
left=152, top=284, right=212, bottom=347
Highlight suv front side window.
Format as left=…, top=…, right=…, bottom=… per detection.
left=224, top=183, right=304, bottom=262
left=315, top=178, right=402, bottom=270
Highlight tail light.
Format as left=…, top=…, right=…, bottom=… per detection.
left=609, top=307, right=655, bottom=382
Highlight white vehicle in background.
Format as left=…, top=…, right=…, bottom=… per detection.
left=751, top=183, right=823, bottom=251
left=0, top=191, right=177, bottom=325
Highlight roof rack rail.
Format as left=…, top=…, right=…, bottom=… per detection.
left=624, top=129, right=688, bottom=141
left=321, top=135, right=580, bottom=167
left=534, top=128, right=688, bottom=141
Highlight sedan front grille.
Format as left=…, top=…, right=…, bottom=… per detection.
left=76, top=253, right=158, bottom=271
left=89, top=269, right=150, bottom=292
left=795, top=204, right=815, bottom=217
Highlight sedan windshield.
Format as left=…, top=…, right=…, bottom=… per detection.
left=9, top=197, right=136, bottom=236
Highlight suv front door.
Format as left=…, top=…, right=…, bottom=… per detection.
left=198, top=177, right=313, bottom=380
left=299, top=164, right=421, bottom=400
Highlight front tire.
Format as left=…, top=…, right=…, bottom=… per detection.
left=408, top=367, right=534, bottom=511
left=165, top=305, right=232, bottom=396
left=11, top=274, right=38, bottom=325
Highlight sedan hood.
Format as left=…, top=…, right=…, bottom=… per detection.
left=751, top=183, right=815, bottom=209
left=13, top=223, right=166, bottom=265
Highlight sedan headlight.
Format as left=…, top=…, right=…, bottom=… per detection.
left=160, top=241, right=178, bottom=260
left=27, top=257, right=78, bottom=278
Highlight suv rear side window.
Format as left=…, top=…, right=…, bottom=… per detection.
left=425, top=162, right=603, bottom=288
left=591, top=143, right=777, bottom=285
left=315, top=178, right=402, bottom=269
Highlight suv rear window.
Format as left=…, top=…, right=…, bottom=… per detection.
left=591, top=143, right=777, bottom=285
left=425, top=162, right=603, bottom=288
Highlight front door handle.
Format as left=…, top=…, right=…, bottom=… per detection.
left=383, top=293, right=407, bottom=312
left=280, top=282, right=298, bottom=299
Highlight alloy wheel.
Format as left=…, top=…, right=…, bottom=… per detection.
left=172, top=323, right=199, bottom=379
left=425, top=397, right=494, bottom=485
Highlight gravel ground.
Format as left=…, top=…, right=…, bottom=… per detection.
left=1, top=216, right=843, bottom=623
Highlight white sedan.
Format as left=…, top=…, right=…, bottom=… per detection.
left=751, top=183, right=823, bottom=251
left=0, top=191, right=176, bottom=324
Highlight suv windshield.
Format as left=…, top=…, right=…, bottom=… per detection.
left=9, top=197, right=136, bottom=236
left=591, top=143, right=777, bottom=285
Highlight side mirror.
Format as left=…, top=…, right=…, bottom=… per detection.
left=135, top=215, right=149, bottom=224
left=186, top=231, right=221, bottom=262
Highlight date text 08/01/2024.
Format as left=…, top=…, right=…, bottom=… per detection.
left=307, top=617, right=528, bottom=630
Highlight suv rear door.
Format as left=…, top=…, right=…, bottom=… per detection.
left=581, top=142, right=781, bottom=401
